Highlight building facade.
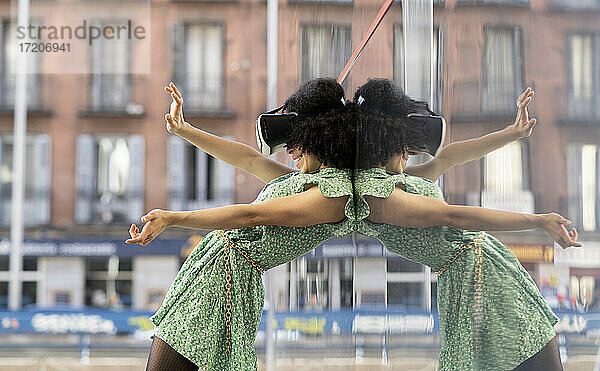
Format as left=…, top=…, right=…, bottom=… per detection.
left=0, top=0, right=597, bottom=313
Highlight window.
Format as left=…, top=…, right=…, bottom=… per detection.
left=386, top=257, right=435, bottom=310
left=90, top=20, right=132, bottom=111
left=482, top=27, right=523, bottom=112
left=479, top=141, right=533, bottom=213
left=1, top=20, right=41, bottom=109
left=340, top=258, right=353, bottom=308
left=0, top=135, right=51, bottom=225
left=0, top=257, right=37, bottom=271
left=54, top=291, right=72, bottom=306
left=568, top=143, right=600, bottom=232
left=394, top=25, right=443, bottom=111
left=0, top=257, right=40, bottom=308
left=566, top=33, right=599, bottom=121
left=300, top=24, right=351, bottom=83
left=387, top=257, right=423, bottom=273
left=295, top=257, right=329, bottom=311
left=387, top=282, right=422, bottom=309
left=75, top=134, right=144, bottom=224
left=167, top=136, right=235, bottom=210
left=171, top=23, right=224, bottom=111
left=85, top=256, right=133, bottom=309
left=552, top=0, right=600, bottom=9
left=483, top=141, right=529, bottom=193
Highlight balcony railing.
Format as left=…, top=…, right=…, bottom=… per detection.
left=557, top=88, right=600, bottom=125
left=452, top=81, right=523, bottom=121
left=466, top=190, right=535, bottom=214
left=171, top=75, right=240, bottom=118
left=0, top=75, right=53, bottom=116
left=550, top=0, right=600, bottom=11
left=289, top=0, right=353, bottom=4
left=457, top=0, right=529, bottom=6
left=0, top=190, right=50, bottom=226
left=79, top=74, right=146, bottom=118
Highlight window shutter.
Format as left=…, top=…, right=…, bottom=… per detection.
left=214, top=157, right=235, bottom=206
left=90, top=20, right=103, bottom=111
left=567, top=144, right=582, bottom=229
left=34, top=134, right=51, bottom=224
left=195, top=148, right=208, bottom=207
left=75, top=135, right=96, bottom=223
left=127, top=135, right=145, bottom=222
left=167, top=136, right=187, bottom=211
left=170, top=22, right=185, bottom=87
left=0, top=137, right=3, bottom=224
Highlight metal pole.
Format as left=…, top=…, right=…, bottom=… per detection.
left=9, top=0, right=30, bottom=311
left=266, top=0, right=278, bottom=369
left=425, top=0, right=434, bottom=313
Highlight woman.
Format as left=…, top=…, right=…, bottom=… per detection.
left=352, top=78, right=579, bottom=370
left=126, top=78, right=356, bottom=370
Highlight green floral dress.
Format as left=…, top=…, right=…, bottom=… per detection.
left=353, top=167, right=558, bottom=370
left=149, top=167, right=353, bottom=370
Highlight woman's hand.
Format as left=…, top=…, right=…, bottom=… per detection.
left=538, top=213, right=582, bottom=249
left=164, top=82, right=191, bottom=135
left=509, top=87, right=537, bottom=139
left=125, top=209, right=172, bottom=246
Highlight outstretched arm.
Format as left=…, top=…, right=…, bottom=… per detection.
left=165, top=83, right=295, bottom=183
left=404, top=87, right=537, bottom=181
left=365, top=187, right=581, bottom=249
left=125, top=186, right=348, bottom=246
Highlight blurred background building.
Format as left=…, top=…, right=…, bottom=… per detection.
left=0, top=0, right=598, bottom=367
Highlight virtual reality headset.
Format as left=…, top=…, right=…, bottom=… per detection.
left=256, top=104, right=297, bottom=156
left=255, top=105, right=446, bottom=157
left=407, top=113, right=446, bottom=157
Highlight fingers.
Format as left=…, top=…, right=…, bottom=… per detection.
left=171, top=92, right=182, bottom=105
left=517, top=87, right=530, bottom=103
left=165, top=113, right=175, bottom=125
left=127, top=223, right=152, bottom=245
left=517, top=87, right=533, bottom=104
left=566, top=227, right=583, bottom=248
left=169, top=82, right=183, bottom=99
left=519, top=96, right=532, bottom=110
left=128, top=223, right=139, bottom=238
left=141, top=211, right=157, bottom=223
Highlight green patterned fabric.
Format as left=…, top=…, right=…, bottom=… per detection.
left=149, top=167, right=353, bottom=370
left=354, top=167, right=559, bottom=370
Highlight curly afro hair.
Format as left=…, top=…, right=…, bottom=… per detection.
left=353, top=78, right=431, bottom=168
left=283, top=78, right=356, bottom=169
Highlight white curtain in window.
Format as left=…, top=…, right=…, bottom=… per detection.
left=484, top=141, right=523, bottom=193
left=301, top=25, right=351, bottom=83
left=97, top=137, right=130, bottom=197
left=483, top=28, right=520, bottom=111
left=570, top=34, right=593, bottom=99
left=185, top=24, right=223, bottom=110
left=484, top=29, right=515, bottom=89
left=109, top=138, right=130, bottom=196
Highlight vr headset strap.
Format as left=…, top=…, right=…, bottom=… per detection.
left=266, top=104, right=285, bottom=114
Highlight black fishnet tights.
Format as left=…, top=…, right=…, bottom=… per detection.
left=513, top=336, right=563, bottom=371
left=145, top=336, right=198, bottom=371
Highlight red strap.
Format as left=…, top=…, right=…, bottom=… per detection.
left=337, top=0, right=395, bottom=85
